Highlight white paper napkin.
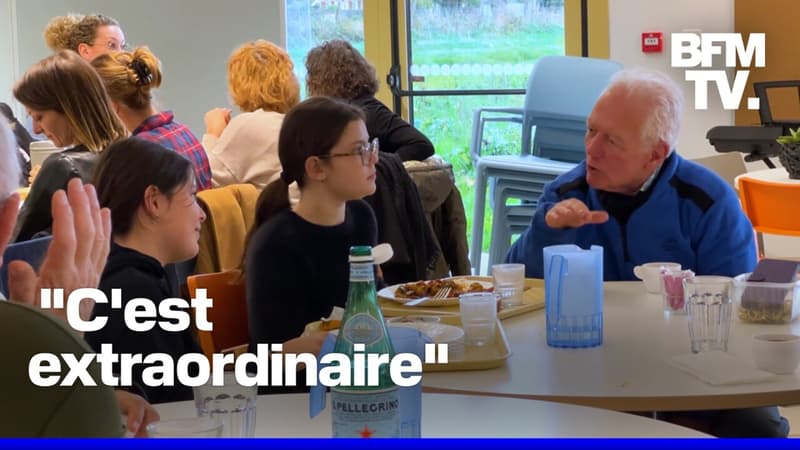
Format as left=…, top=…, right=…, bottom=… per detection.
left=321, top=306, right=344, bottom=322
left=670, top=351, right=777, bottom=385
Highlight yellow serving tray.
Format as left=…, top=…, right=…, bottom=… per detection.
left=379, top=276, right=544, bottom=321
left=421, top=315, right=512, bottom=372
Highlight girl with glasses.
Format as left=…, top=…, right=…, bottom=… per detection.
left=244, top=97, right=379, bottom=391
left=306, top=40, right=442, bottom=286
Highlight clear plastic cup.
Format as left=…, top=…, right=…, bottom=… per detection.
left=459, top=292, right=497, bottom=346
left=146, top=417, right=223, bottom=438
left=684, top=276, right=733, bottom=353
left=193, top=371, right=257, bottom=437
left=492, top=263, right=525, bottom=308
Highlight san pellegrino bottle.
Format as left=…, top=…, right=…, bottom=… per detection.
left=331, top=246, right=400, bottom=438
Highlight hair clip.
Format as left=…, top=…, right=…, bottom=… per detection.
left=129, top=59, right=153, bottom=86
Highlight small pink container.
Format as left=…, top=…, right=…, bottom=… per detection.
left=661, top=268, right=695, bottom=314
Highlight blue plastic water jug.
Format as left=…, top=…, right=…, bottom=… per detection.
left=543, top=244, right=604, bottom=348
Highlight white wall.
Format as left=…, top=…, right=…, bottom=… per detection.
left=608, top=0, right=734, bottom=159
left=0, top=0, right=19, bottom=114
left=610, top=0, right=799, bottom=257
left=3, top=0, right=285, bottom=136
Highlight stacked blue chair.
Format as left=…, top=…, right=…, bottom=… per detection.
left=469, top=56, right=623, bottom=273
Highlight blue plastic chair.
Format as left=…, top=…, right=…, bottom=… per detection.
left=0, top=235, right=52, bottom=298
left=470, top=155, right=574, bottom=273
left=470, top=55, right=624, bottom=164
left=468, top=56, right=623, bottom=273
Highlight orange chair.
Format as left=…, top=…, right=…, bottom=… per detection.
left=737, top=176, right=800, bottom=259
left=186, top=270, right=249, bottom=358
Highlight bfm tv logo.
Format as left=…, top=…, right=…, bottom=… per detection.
left=671, top=33, right=765, bottom=110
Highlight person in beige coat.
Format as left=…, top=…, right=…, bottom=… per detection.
left=203, top=40, right=300, bottom=189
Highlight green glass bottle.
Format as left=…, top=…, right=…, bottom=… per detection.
left=331, top=245, right=400, bottom=438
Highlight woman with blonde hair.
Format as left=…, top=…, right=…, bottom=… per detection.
left=92, top=46, right=212, bottom=190
left=43, top=13, right=125, bottom=61
left=13, top=50, right=127, bottom=241
left=306, top=39, right=434, bottom=162
left=203, top=39, right=300, bottom=188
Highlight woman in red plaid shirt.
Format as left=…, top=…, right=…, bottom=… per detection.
left=91, top=46, right=212, bottom=190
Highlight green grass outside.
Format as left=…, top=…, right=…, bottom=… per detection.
left=410, top=25, right=564, bottom=253
left=286, top=3, right=565, bottom=254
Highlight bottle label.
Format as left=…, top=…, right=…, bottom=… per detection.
left=331, top=388, right=400, bottom=438
left=342, top=313, right=383, bottom=345
left=349, top=262, right=374, bottom=282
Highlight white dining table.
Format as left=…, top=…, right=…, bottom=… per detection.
left=735, top=167, right=800, bottom=186
left=153, top=392, right=708, bottom=437
left=422, top=281, right=800, bottom=412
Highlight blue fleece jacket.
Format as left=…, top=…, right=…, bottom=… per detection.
left=505, top=153, right=757, bottom=280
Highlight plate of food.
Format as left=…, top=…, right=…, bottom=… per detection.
left=378, top=277, right=494, bottom=307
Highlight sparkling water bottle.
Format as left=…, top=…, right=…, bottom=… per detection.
left=331, top=245, right=400, bottom=438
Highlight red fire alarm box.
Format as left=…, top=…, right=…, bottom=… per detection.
left=642, top=32, right=663, bottom=53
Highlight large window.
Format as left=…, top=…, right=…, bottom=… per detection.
left=285, top=0, right=567, bottom=258
left=397, top=0, right=565, bottom=254
left=285, top=0, right=365, bottom=96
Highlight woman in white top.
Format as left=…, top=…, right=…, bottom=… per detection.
left=203, top=40, right=300, bottom=189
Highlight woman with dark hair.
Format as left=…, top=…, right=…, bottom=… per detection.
left=13, top=50, right=127, bottom=241
left=305, top=39, right=435, bottom=162
left=87, top=137, right=206, bottom=404
left=246, top=96, right=379, bottom=350
left=90, top=137, right=326, bottom=402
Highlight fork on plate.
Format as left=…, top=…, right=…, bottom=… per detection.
left=403, top=287, right=452, bottom=306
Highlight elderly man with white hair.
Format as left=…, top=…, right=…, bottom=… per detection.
left=506, top=69, right=787, bottom=437
left=0, top=122, right=158, bottom=436
left=507, top=68, right=756, bottom=280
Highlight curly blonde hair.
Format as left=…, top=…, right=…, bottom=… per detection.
left=227, top=40, right=299, bottom=114
left=92, top=46, right=163, bottom=110
left=43, top=13, right=120, bottom=52
left=14, top=50, right=128, bottom=152
left=305, top=40, right=379, bottom=99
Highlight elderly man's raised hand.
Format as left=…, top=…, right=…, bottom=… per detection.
left=545, top=198, right=609, bottom=230
left=9, top=178, right=111, bottom=327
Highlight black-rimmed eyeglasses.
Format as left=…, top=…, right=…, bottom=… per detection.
left=318, top=138, right=379, bottom=166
